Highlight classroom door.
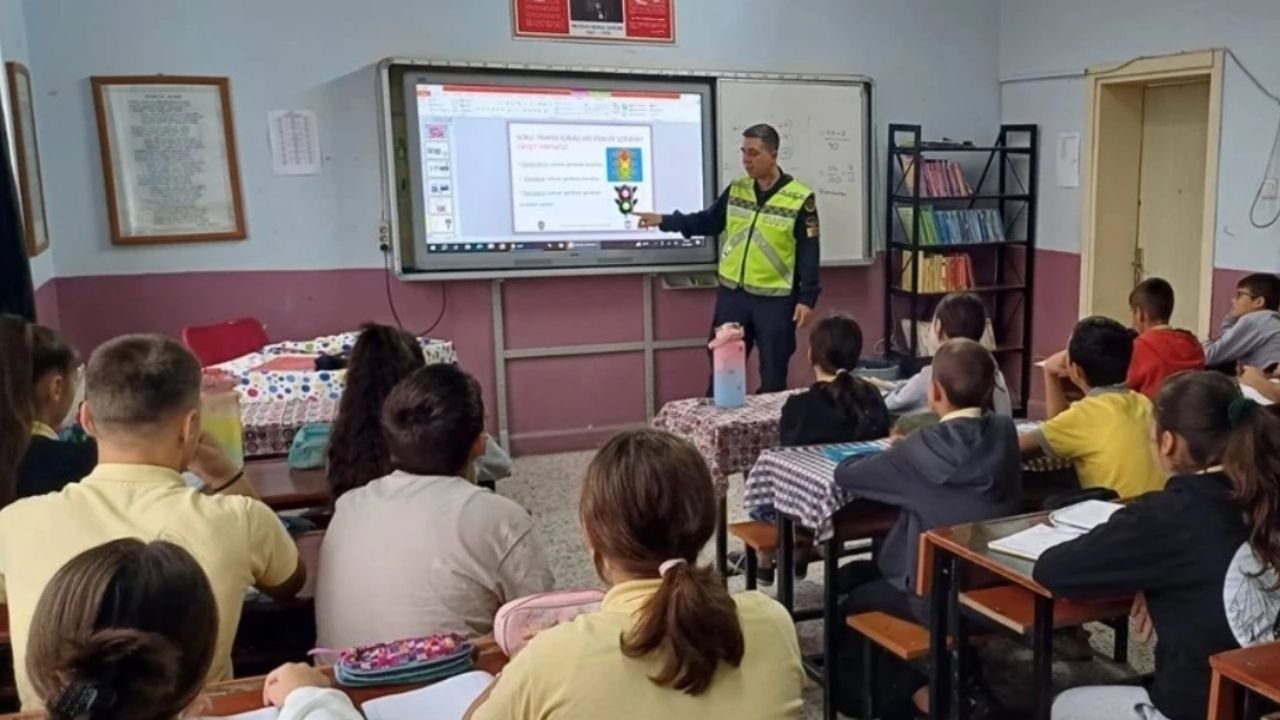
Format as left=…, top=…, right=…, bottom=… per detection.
left=1135, top=80, right=1210, bottom=331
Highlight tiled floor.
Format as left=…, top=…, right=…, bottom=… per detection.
left=500, top=451, right=1152, bottom=719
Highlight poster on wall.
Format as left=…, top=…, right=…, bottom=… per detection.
left=512, top=0, right=675, bottom=44
left=6, top=62, right=50, bottom=257
left=90, top=75, right=247, bottom=245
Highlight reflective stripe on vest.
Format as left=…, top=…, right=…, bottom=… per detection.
left=719, top=177, right=811, bottom=296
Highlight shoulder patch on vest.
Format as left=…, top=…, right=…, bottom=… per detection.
left=804, top=196, right=816, bottom=213
left=806, top=215, right=819, bottom=238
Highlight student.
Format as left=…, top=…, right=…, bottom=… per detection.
left=0, top=314, right=34, bottom=508
left=16, top=324, right=97, bottom=499
left=836, top=339, right=1022, bottom=621
left=28, top=538, right=360, bottom=720
left=1021, top=317, right=1166, bottom=498
left=464, top=429, right=805, bottom=720
left=1035, top=371, right=1280, bottom=720
left=1203, top=272, right=1280, bottom=370
left=1238, top=365, right=1280, bottom=403
left=875, top=293, right=1013, bottom=416
left=779, top=313, right=890, bottom=446
left=0, top=334, right=305, bottom=709
left=327, top=323, right=511, bottom=499
left=316, top=364, right=553, bottom=648
left=1126, top=278, right=1205, bottom=399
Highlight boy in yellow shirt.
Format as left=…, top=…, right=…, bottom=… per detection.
left=1019, top=316, right=1165, bottom=498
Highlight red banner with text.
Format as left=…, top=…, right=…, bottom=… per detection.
left=513, top=0, right=675, bottom=43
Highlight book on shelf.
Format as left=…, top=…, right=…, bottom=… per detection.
left=900, top=318, right=997, bottom=357
left=897, top=206, right=1007, bottom=245
left=899, top=252, right=974, bottom=293
left=901, top=158, right=973, bottom=197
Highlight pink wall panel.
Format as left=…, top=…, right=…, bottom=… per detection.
left=502, top=274, right=642, bottom=349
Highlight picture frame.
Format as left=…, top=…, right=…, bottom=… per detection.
left=6, top=62, right=50, bottom=257
left=90, top=75, right=247, bottom=245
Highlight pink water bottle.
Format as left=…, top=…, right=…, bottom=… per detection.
left=709, top=323, right=747, bottom=409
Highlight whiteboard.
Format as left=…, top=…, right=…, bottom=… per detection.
left=715, top=79, right=869, bottom=265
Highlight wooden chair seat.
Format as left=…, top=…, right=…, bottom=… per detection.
left=847, top=611, right=932, bottom=661
left=959, top=585, right=1131, bottom=635
left=728, top=520, right=779, bottom=553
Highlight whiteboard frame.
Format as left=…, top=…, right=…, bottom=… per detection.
left=377, top=58, right=874, bottom=281
left=714, top=76, right=873, bottom=267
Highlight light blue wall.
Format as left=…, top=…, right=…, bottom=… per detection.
left=22, top=0, right=1001, bottom=277
left=0, top=0, right=54, bottom=287
left=999, top=0, right=1280, bottom=269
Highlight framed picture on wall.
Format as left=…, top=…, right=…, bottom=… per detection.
left=6, top=62, right=50, bottom=257
left=512, top=0, right=675, bottom=44
left=90, top=75, right=247, bottom=245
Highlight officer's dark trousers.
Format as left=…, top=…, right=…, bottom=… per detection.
left=708, top=286, right=797, bottom=394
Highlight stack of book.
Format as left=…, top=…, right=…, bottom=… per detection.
left=900, top=252, right=975, bottom=293
left=897, top=207, right=1007, bottom=245
left=902, top=158, right=973, bottom=197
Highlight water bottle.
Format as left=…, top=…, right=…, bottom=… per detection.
left=201, top=370, right=245, bottom=469
left=709, top=323, right=747, bottom=409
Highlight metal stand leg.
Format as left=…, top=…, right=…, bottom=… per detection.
left=1241, top=689, right=1258, bottom=720
left=716, top=495, right=728, bottom=579
left=823, top=536, right=839, bottom=720
left=777, top=515, right=796, bottom=614
left=862, top=635, right=877, bottom=720
left=928, top=551, right=952, bottom=720
left=1033, top=595, right=1054, bottom=720
left=950, top=560, right=968, bottom=720
left=745, top=548, right=758, bottom=592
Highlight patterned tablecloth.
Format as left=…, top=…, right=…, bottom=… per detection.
left=744, top=420, right=1071, bottom=539
left=651, top=392, right=800, bottom=488
left=242, top=399, right=338, bottom=458
left=214, top=332, right=456, bottom=403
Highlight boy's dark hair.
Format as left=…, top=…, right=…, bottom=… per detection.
left=1128, top=278, right=1175, bottom=323
left=328, top=323, right=426, bottom=498
left=85, top=335, right=201, bottom=433
left=382, top=364, right=485, bottom=478
left=932, top=339, right=996, bottom=409
left=1067, top=316, right=1134, bottom=388
left=1238, top=273, right=1280, bottom=311
left=934, top=293, right=987, bottom=342
left=742, top=124, right=780, bottom=154
left=31, top=325, right=79, bottom=383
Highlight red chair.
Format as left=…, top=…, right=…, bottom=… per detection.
left=182, top=318, right=269, bottom=366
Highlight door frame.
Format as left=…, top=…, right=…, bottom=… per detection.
left=1079, top=49, right=1224, bottom=337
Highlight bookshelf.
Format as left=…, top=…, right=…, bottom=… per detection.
left=882, top=123, right=1040, bottom=415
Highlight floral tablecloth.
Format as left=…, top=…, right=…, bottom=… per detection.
left=214, top=332, right=456, bottom=403
left=651, top=392, right=800, bottom=488
left=242, top=399, right=338, bottom=458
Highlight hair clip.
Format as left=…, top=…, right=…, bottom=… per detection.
left=1228, top=396, right=1260, bottom=428
left=53, top=684, right=115, bottom=718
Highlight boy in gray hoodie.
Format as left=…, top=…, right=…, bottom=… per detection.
left=1204, top=273, right=1280, bottom=370
left=835, top=338, right=1023, bottom=622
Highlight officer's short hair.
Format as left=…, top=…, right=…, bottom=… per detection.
left=743, top=124, right=780, bottom=154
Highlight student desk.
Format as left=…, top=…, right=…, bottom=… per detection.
left=246, top=459, right=331, bottom=512
left=922, top=514, right=1132, bottom=720
left=1208, top=641, right=1280, bottom=720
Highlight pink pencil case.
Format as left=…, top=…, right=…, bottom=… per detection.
left=493, top=589, right=606, bottom=657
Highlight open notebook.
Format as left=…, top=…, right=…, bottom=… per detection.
left=987, top=500, right=1123, bottom=562
left=214, top=671, right=494, bottom=720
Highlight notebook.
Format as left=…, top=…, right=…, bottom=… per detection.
left=987, top=524, right=1083, bottom=562
left=820, top=442, right=889, bottom=464
left=213, top=671, right=495, bottom=720
left=1046, top=500, right=1124, bottom=533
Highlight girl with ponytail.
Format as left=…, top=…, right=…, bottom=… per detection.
left=466, top=429, right=804, bottom=720
left=1035, top=371, right=1280, bottom=720
left=28, top=539, right=361, bottom=720
left=778, top=313, right=890, bottom=447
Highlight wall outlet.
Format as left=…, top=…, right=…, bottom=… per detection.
left=377, top=221, right=391, bottom=250
left=1264, top=178, right=1280, bottom=200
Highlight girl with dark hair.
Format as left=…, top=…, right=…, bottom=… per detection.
left=1035, top=371, right=1280, bottom=720
left=17, top=324, right=96, bottom=499
left=0, top=314, right=34, bottom=509
left=779, top=313, right=890, bottom=446
left=327, top=323, right=511, bottom=499
left=465, top=429, right=804, bottom=720
left=28, top=538, right=360, bottom=720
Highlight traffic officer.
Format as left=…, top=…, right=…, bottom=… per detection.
left=638, top=123, right=820, bottom=392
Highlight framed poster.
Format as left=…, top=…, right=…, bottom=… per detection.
left=90, top=75, right=247, bottom=245
left=512, top=0, right=675, bottom=44
left=6, top=62, right=50, bottom=257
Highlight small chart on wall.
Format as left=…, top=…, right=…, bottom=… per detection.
left=715, top=78, right=869, bottom=265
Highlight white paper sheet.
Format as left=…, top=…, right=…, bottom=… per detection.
left=268, top=110, right=322, bottom=176
left=988, top=524, right=1083, bottom=562
left=361, top=671, right=494, bottom=720
left=1048, top=499, right=1124, bottom=533
left=1056, top=132, right=1081, bottom=188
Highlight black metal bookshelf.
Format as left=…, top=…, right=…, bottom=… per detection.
left=882, top=123, right=1040, bottom=414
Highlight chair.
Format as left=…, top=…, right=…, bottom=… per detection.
left=182, top=318, right=269, bottom=366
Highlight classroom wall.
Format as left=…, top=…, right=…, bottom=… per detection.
left=21, top=0, right=1002, bottom=452
left=0, top=0, right=57, bottom=324
left=1000, top=0, right=1280, bottom=413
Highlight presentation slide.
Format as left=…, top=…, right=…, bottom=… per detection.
left=398, top=72, right=716, bottom=275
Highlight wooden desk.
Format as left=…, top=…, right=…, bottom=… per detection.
left=923, top=513, right=1132, bottom=720
left=246, top=459, right=330, bottom=512
left=1209, top=641, right=1280, bottom=720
